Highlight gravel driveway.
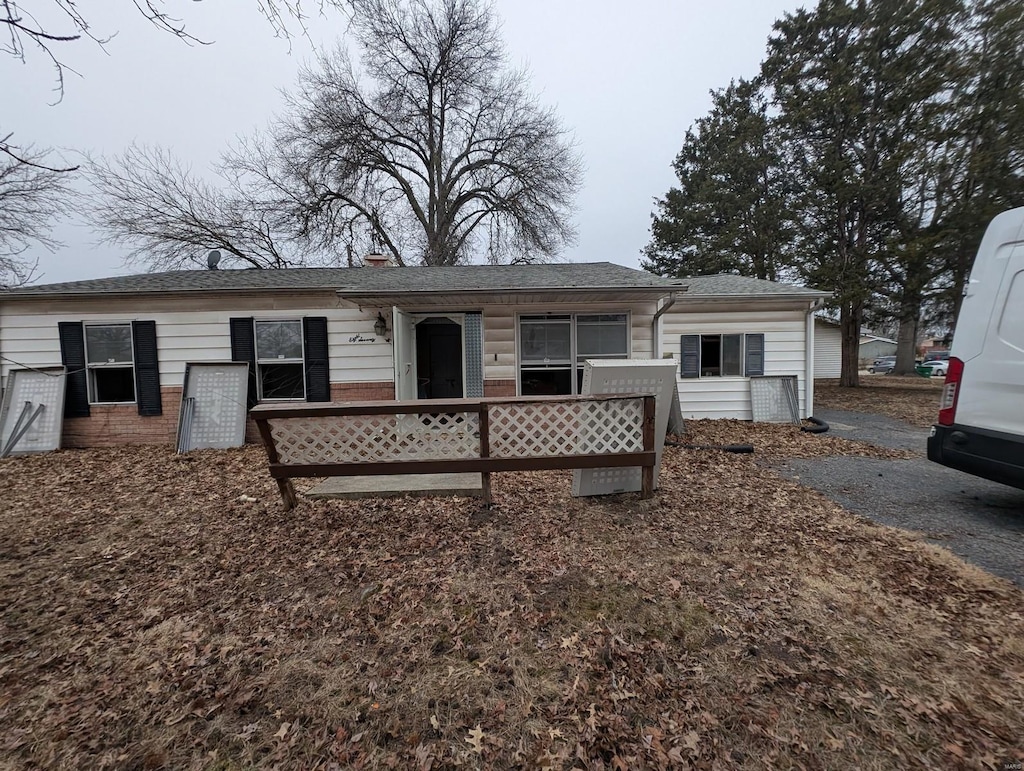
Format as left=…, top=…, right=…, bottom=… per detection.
left=774, top=409, right=1024, bottom=586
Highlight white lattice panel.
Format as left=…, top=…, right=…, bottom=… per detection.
left=489, top=399, right=643, bottom=459
left=0, top=368, right=66, bottom=455
left=270, top=412, right=479, bottom=464
left=573, top=360, right=678, bottom=496
left=575, top=400, right=644, bottom=454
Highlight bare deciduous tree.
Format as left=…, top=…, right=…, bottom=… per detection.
left=268, top=0, right=581, bottom=266
left=0, top=137, right=73, bottom=287
left=89, top=0, right=581, bottom=269
left=88, top=145, right=302, bottom=271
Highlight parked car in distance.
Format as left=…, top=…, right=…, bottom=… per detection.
left=868, top=356, right=896, bottom=374
left=923, top=350, right=950, bottom=363
left=918, top=360, right=949, bottom=377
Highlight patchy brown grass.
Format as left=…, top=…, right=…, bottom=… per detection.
left=1, top=438, right=1021, bottom=769
left=816, top=376, right=945, bottom=427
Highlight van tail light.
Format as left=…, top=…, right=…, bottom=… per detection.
left=938, top=357, right=964, bottom=426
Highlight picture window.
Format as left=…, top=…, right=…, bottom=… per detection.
left=519, top=313, right=629, bottom=395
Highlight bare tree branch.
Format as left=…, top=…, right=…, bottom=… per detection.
left=87, top=144, right=309, bottom=271
left=255, top=0, right=581, bottom=266
left=90, top=0, right=580, bottom=269
left=0, top=137, right=74, bottom=287
left=1, top=1, right=351, bottom=101
left=1, top=132, right=78, bottom=172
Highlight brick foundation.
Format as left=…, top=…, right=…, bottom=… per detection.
left=244, top=418, right=263, bottom=445
left=330, top=381, right=395, bottom=401
left=62, top=381, right=398, bottom=448
left=484, top=379, right=517, bottom=397
left=62, top=386, right=183, bottom=448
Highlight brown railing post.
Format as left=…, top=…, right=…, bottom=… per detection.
left=641, top=394, right=656, bottom=499
left=255, top=416, right=297, bottom=510
left=479, top=402, right=492, bottom=505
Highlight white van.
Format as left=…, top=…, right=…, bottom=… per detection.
left=928, top=207, right=1024, bottom=490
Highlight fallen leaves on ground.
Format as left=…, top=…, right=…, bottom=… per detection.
left=678, top=418, right=914, bottom=459
left=816, top=376, right=945, bottom=427
left=0, top=433, right=1021, bottom=769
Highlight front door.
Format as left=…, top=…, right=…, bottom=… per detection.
left=415, top=318, right=464, bottom=399
left=393, top=307, right=416, bottom=400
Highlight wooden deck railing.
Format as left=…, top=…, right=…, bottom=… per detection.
left=251, top=394, right=657, bottom=509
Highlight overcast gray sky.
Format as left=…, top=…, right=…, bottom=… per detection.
left=5, top=0, right=806, bottom=284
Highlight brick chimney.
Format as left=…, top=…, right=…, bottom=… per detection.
left=363, top=253, right=391, bottom=268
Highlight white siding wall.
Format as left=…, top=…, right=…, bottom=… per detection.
left=481, top=302, right=656, bottom=384
left=661, top=308, right=810, bottom=420
left=814, top=319, right=842, bottom=378
left=1, top=295, right=661, bottom=394
left=0, top=294, right=394, bottom=390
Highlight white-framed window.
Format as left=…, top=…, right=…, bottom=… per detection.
left=84, top=323, right=136, bottom=403
left=255, top=319, right=305, bottom=400
left=518, top=313, right=630, bottom=395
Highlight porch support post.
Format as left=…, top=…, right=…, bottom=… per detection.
left=641, top=394, right=656, bottom=499
left=256, top=416, right=297, bottom=510
left=479, top=402, right=492, bottom=505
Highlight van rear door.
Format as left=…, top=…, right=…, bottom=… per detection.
left=928, top=208, right=1024, bottom=489
left=955, top=243, right=1024, bottom=436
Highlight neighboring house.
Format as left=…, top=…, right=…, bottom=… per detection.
left=859, top=335, right=898, bottom=363
left=813, top=317, right=897, bottom=377
left=920, top=336, right=952, bottom=354
left=0, top=264, right=828, bottom=447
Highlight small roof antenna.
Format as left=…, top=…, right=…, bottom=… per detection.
left=207, top=249, right=222, bottom=270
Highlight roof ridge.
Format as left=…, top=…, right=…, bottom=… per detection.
left=5, top=262, right=682, bottom=297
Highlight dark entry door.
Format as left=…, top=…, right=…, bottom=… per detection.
left=415, top=318, right=463, bottom=399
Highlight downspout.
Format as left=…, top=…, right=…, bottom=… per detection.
left=805, top=298, right=825, bottom=418
left=652, top=293, right=678, bottom=359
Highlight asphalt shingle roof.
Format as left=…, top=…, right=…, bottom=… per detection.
left=1, top=265, right=828, bottom=300
left=3, top=263, right=684, bottom=297
left=680, top=274, right=830, bottom=298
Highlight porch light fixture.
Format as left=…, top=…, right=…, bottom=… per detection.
left=374, top=312, right=389, bottom=338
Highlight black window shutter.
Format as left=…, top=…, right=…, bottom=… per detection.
left=745, top=333, right=765, bottom=376
left=229, top=317, right=258, bottom=409
left=302, top=316, right=330, bottom=402
left=132, top=320, right=162, bottom=416
left=680, top=335, right=700, bottom=379
left=58, top=322, right=90, bottom=418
